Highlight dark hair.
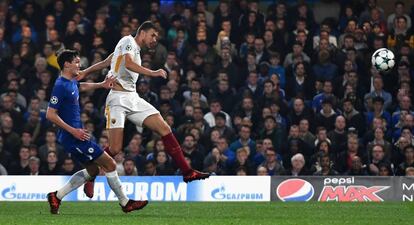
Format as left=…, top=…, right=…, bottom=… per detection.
left=395, top=1, right=404, bottom=7
left=57, top=49, right=79, bottom=71
left=372, top=96, right=385, bottom=104
left=403, top=145, right=414, bottom=153
left=137, top=21, right=157, bottom=34
left=215, top=112, right=226, bottom=120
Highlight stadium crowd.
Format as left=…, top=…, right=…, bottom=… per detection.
left=1, top=0, right=414, bottom=177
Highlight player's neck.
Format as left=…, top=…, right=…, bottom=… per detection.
left=136, top=36, right=143, bottom=47
left=61, top=71, right=75, bottom=80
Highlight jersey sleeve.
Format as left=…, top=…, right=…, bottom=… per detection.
left=120, top=38, right=136, bottom=56
left=48, top=84, right=65, bottom=110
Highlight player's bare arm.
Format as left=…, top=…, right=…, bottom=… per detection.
left=124, top=53, right=167, bottom=78
left=79, top=75, right=116, bottom=91
left=77, top=53, right=114, bottom=81
left=46, top=107, right=90, bottom=141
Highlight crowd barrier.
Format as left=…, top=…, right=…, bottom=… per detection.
left=0, top=176, right=412, bottom=202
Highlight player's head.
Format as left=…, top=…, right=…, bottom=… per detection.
left=57, top=49, right=80, bottom=75
left=137, top=21, right=158, bottom=48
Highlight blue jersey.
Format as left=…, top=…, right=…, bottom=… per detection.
left=48, top=76, right=103, bottom=163
left=49, top=76, right=82, bottom=144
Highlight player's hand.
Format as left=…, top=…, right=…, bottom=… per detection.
left=101, top=75, right=116, bottom=89
left=76, top=70, right=87, bottom=81
left=71, top=128, right=91, bottom=141
left=152, top=69, right=167, bottom=79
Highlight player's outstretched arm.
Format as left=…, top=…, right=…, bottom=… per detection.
left=46, top=107, right=90, bottom=141
left=77, top=53, right=113, bottom=81
left=124, top=54, right=167, bottom=78
left=80, top=75, right=116, bottom=91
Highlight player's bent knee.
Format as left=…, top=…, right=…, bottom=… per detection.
left=159, top=123, right=172, bottom=136
left=87, top=166, right=99, bottom=177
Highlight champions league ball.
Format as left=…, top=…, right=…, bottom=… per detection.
left=371, top=48, right=395, bottom=72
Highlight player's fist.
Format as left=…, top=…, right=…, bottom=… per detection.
left=152, top=69, right=167, bottom=79
left=101, top=75, right=116, bottom=89
left=76, top=70, right=87, bottom=81
left=71, top=128, right=91, bottom=141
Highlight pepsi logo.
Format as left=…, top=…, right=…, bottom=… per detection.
left=276, top=179, right=314, bottom=202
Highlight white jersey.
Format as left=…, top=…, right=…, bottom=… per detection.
left=110, top=35, right=141, bottom=91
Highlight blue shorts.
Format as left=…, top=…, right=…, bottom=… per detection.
left=64, top=140, right=104, bottom=164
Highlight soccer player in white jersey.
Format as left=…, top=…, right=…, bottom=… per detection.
left=78, top=21, right=209, bottom=197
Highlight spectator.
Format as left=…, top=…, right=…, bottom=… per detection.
left=364, top=76, right=392, bottom=111
left=327, top=116, right=348, bottom=154
left=60, top=157, right=76, bottom=175
left=230, top=147, right=255, bottom=175
left=8, top=146, right=30, bottom=175
left=367, top=127, right=392, bottom=160
left=396, top=145, right=414, bottom=175
left=313, top=153, right=338, bottom=176
left=38, top=129, right=65, bottom=164
left=283, top=153, right=309, bottom=176
left=368, top=144, right=392, bottom=175
left=336, top=136, right=365, bottom=174
left=387, top=1, right=411, bottom=31
left=258, top=116, right=285, bottom=154
left=119, top=157, right=138, bottom=176
left=345, top=156, right=368, bottom=176
left=144, top=160, right=157, bottom=176
left=299, top=119, right=316, bottom=148
left=229, top=125, right=256, bottom=157
left=182, top=134, right=204, bottom=171
left=39, top=151, right=61, bottom=175
left=28, top=156, right=40, bottom=175
left=259, top=148, right=284, bottom=175
left=314, top=97, right=337, bottom=131
left=405, top=167, right=414, bottom=176
left=366, top=96, right=392, bottom=128
left=285, top=62, right=314, bottom=100
left=211, top=112, right=236, bottom=142
left=203, top=100, right=232, bottom=128
left=256, top=165, right=268, bottom=176
left=210, top=79, right=236, bottom=113
left=342, top=97, right=366, bottom=136
left=0, top=114, right=21, bottom=158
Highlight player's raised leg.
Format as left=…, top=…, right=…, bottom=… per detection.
left=142, top=113, right=210, bottom=182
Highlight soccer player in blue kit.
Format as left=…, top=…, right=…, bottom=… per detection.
left=46, top=49, right=148, bottom=214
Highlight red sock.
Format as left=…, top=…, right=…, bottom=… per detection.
left=104, top=146, right=116, bottom=157
left=162, top=133, right=192, bottom=174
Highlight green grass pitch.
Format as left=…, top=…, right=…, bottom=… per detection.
left=0, top=202, right=413, bottom=225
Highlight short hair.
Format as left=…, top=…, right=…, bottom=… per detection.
left=57, top=49, right=79, bottom=70
left=316, top=126, right=327, bottom=133
left=291, top=153, right=305, bottom=163
left=29, top=156, right=40, bottom=164
left=264, top=115, right=276, bottom=123
left=372, top=96, right=385, bottom=104
left=137, top=21, right=157, bottom=34
left=215, top=112, right=226, bottom=120
left=395, top=1, right=404, bottom=6
left=123, top=157, right=136, bottom=165
left=406, top=167, right=414, bottom=174
left=396, top=15, right=407, bottom=23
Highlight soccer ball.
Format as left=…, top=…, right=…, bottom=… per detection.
left=371, top=48, right=395, bottom=72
